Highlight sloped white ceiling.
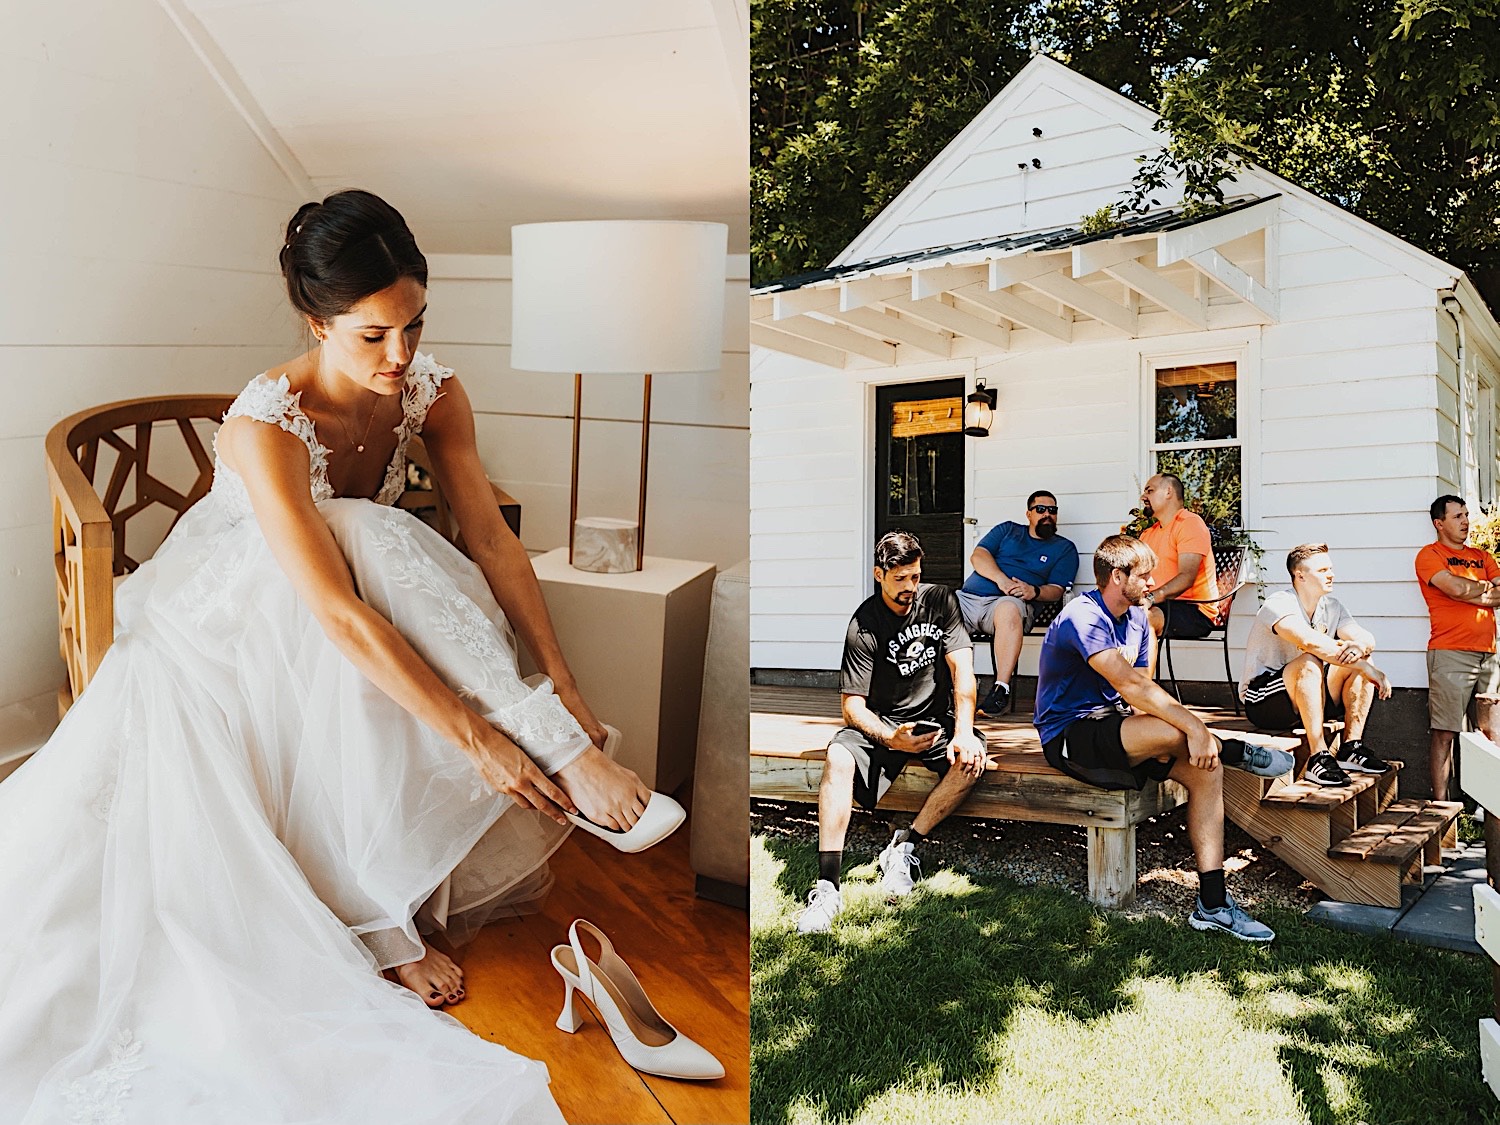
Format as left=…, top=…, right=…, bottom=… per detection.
left=170, top=0, right=748, bottom=253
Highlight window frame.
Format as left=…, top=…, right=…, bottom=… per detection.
left=1139, top=339, right=1258, bottom=534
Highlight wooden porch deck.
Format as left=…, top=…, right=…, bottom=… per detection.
left=750, top=684, right=1247, bottom=907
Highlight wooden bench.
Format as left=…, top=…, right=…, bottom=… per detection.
left=750, top=685, right=1186, bottom=907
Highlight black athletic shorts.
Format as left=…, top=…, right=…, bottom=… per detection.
left=1041, top=712, right=1174, bottom=792
left=829, top=725, right=955, bottom=810
left=1242, top=665, right=1344, bottom=732
left=1160, top=599, right=1214, bottom=639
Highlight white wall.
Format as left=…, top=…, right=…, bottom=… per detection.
left=0, top=0, right=304, bottom=714
left=424, top=255, right=749, bottom=570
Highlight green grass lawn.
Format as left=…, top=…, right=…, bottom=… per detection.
left=752, top=835, right=1500, bottom=1125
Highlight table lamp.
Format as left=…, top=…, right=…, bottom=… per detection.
left=511, top=220, right=728, bottom=572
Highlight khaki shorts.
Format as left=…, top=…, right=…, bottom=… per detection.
left=957, top=590, right=1033, bottom=635
left=1426, top=649, right=1500, bottom=732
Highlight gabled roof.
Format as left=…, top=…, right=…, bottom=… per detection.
left=830, top=54, right=1459, bottom=294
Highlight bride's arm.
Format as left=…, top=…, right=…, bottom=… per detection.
left=215, top=415, right=576, bottom=823
left=418, top=377, right=608, bottom=748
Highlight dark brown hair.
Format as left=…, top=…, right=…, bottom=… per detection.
left=279, top=190, right=427, bottom=323
left=874, top=530, right=924, bottom=570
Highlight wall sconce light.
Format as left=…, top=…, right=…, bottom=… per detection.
left=964, top=379, right=997, bottom=436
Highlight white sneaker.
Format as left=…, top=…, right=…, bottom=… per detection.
left=877, top=839, right=922, bottom=897
left=795, top=879, right=843, bottom=934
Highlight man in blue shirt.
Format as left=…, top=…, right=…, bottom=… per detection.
left=1035, top=535, right=1291, bottom=942
left=958, top=490, right=1080, bottom=714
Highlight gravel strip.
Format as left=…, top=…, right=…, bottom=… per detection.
left=753, top=798, right=1324, bottom=920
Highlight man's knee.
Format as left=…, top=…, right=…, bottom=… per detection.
left=1285, top=652, right=1324, bottom=681
left=989, top=599, right=1025, bottom=634
left=822, top=743, right=857, bottom=784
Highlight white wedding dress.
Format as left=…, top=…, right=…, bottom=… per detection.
left=0, top=355, right=592, bottom=1123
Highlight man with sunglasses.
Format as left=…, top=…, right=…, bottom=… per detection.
left=958, top=490, right=1080, bottom=714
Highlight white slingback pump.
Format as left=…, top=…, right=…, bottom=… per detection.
left=551, top=920, right=724, bottom=1081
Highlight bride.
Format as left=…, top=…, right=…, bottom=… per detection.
left=0, top=190, right=675, bottom=1123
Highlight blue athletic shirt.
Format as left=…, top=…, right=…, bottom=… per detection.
left=960, top=521, right=1079, bottom=598
left=1034, top=589, right=1151, bottom=745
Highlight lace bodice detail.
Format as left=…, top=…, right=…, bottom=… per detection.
left=210, top=352, right=454, bottom=522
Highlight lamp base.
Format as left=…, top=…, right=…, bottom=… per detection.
left=571, top=517, right=639, bottom=573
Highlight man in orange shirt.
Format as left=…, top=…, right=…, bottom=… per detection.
left=1139, top=474, right=1219, bottom=640
left=1416, top=494, right=1500, bottom=800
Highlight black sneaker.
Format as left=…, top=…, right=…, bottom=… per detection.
left=1335, top=742, right=1392, bottom=776
left=979, top=682, right=1011, bottom=716
left=1305, top=751, right=1351, bottom=787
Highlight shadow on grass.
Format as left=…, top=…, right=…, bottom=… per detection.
left=752, top=836, right=1500, bottom=1125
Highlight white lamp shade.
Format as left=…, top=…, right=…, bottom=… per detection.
left=511, top=221, right=728, bottom=374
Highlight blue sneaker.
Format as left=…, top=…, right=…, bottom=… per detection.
left=1221, top=737, right=1294, bottom=779
left=1189, top=893, right=1275, bottom=942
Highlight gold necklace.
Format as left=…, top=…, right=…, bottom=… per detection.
left=336, top=395, right=382, bottom=453
left=317, top=356, right=382, bottom=453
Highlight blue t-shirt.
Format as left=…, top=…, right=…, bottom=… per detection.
left=1034, top=590, right=1151, bottom=745
left=960, top=522, right=1079, bottom=598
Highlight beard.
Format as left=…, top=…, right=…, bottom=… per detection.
left=1035, top=520, right=1057, bottom=540
left=1140, top=503, right=1154, bottom=519
left=893, top=590, right=915, bottom=605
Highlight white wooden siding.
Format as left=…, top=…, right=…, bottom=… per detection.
left=0, top=0, right=305, bottom=713
left=850, top=80, right=1165, bottom=260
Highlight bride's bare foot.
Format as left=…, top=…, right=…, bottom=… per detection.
left=394, top=942, right=465, bottom=1008
left=555, top=747, right=652, bottom=831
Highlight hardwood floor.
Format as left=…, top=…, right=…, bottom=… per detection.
left=446, top=812, right=749, bottom=1124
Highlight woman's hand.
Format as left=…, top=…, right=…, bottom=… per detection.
left=474, top=729, right=578, bottom=825
left=555, top=680, right=610, bottom=749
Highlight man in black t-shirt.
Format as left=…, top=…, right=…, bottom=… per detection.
left=796, top=531, right=988, bottom=934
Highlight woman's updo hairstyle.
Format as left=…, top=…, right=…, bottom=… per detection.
left=279, top=190, right=427, bottom=326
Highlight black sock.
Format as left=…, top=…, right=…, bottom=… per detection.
left=1218, top=738, right=1245, bottom=767
left=818, top=850, right=842, bottom=887
left=893, top=827, right=927, bottom=849
left=1199, top=868, right=1227, bottom=909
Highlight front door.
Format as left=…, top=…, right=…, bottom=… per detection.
left=874, top=379, right=966, bottom=588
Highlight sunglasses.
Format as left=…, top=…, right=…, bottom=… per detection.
left=1030, top=505, right=1058, bottom=515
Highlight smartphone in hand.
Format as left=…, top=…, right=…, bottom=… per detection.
left=910, top=719, right=943, bottom=737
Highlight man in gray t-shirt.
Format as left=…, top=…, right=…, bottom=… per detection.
left=1240, top=543, right=1393, bottom=787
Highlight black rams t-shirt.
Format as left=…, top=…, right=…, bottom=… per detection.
left=839, top=584, right=973, bottom=727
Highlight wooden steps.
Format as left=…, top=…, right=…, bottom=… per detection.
left=1327, top=800, right=1462, bottom=864
left=1214, top=721, right=1460, bottom=908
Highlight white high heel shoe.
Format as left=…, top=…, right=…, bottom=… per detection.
left=562, top=726, right=685, bottom=854
left=551, top=919, right=724, bottom=1081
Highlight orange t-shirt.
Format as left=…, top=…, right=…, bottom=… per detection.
left=1140, top=508, right=1217, bottom=619
left=1415, top=541, right=1500, bottom=652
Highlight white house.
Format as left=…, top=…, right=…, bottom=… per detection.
left=0, top=0, right=749, bottom=770
left=749, top=55, right=1500, bottom=704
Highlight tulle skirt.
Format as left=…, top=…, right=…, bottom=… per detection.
left=0, top=498, right=595, bottom=1123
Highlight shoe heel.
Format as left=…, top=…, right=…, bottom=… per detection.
left=556, top=983, right=584, bottom=1033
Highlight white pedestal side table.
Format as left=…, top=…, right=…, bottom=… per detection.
left=520, top=549, right=716, bottom=793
